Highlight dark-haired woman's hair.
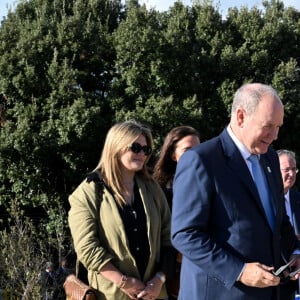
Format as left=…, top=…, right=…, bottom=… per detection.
left=153, top=126, right=200, bottom=187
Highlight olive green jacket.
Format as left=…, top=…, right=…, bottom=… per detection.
left=68, top=174, right=171, bottom=300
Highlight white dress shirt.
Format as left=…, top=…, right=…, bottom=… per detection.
left=285, top=190, right=294, bottom=227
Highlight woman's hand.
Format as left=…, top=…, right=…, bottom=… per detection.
left=136, top=276, right=163, bottom=300
left=120, top=276, right=145, bottom=299
left=100, top=262, right=145, bottom=299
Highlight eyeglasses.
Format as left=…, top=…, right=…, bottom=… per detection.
left=280, top=167, right=299, bottom=174
left=128, top=142, right=152, bottom=156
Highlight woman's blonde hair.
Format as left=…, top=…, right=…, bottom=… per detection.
left=95, top=120, right=153, bottom=206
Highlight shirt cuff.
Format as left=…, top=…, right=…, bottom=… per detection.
left=237, top=263, right=246, bottom=281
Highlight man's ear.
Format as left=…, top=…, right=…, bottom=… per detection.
left=171, top=152, right=177, bottom=162
left=236, top=108, right=246, bottom=127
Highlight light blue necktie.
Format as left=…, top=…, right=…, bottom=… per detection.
left=248, top=154, right=275, bottom=230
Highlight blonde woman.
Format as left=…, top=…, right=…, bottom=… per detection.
left=68, top=120, right=172, bottom=300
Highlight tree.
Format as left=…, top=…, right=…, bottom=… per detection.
left=0, top=0, right=123, bottom=267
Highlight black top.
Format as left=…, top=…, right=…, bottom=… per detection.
left=162, top=186, right=173, bottom=211
left=117, top=182, right=150, bottom=278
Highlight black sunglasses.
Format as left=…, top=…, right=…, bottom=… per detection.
left=128, top=142, right=152, bottom=156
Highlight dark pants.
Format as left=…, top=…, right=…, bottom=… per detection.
left=279, top=281, right=297, bottom=300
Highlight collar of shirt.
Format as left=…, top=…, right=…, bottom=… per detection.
left=227, top=125, right=255, bottom=173
left=285, top=190, right=290, bottom=202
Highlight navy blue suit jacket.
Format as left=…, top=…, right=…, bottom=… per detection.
left=171, top=129, right=297, bottom=300
left=289, top=189, right=300, bottom=235
left=280, top=189, right=300, bottom=298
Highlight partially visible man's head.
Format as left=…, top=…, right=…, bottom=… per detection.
left=230, top=83, right=284, bottom=155
left=277, top=149, right=298, bottom=194
left=45, top=261, right=54, bottom=272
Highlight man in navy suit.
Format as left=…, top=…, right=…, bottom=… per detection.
left=278, top=149, right=300, bottom=299
left=278, top=150, right=300, bottom=236
left=171, top=83, right=300, bottom=300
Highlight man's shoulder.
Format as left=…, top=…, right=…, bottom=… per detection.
left=195, top=132, right=223, bottom=154
left=290, top=189, right=300, bottom=199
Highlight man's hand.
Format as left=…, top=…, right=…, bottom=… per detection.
left=288, top=254, right=300, bottom=280
left=239, top=262, right=280, bottom=287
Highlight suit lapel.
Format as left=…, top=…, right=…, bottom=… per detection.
left=220, top=129, right=275, bottom=229
left=220, top=130, right=264, bottom=207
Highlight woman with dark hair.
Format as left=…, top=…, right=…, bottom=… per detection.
left=153, top=126, right=200, bottom=209
left=153, top=126, right=200, bottom=299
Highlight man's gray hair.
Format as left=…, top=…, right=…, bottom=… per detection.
left=45, top=261, right=54, bottom=269
left=277, top=149, right=296, bottom=163
left=231, top=83, right=282, bottom=116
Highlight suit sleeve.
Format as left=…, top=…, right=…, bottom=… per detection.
left=171, top=150, right=244, bottom=289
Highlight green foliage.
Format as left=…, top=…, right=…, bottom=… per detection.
left=0, top=0, right=122, bottom=203
left=113, top=3, right=162, bottom=102
left=0, top=0, right=123, bottom=266
left=0, top=201, right=48, bottom=299
left=115, top=94, right=203, bottom=148
left=272, top=58, right=300, bottom=151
